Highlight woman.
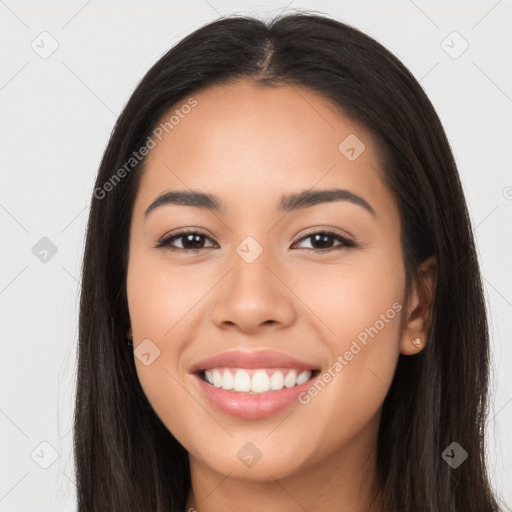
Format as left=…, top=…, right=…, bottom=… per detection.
left=75, top=11, right=504, bottom=512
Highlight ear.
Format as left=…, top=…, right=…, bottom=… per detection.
left=127, top=326, right=133, bottom=339
left=400, top=255, right=437, bottom=355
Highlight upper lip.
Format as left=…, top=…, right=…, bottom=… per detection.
left=189, top=350, right=320, bottom=373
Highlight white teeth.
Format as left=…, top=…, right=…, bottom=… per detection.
left=296, top=370, right=310, bottom=385
left=284, top=369, right=297, bottom=388
left=251, top=370, right=270, bottom=393
left=234, top=369, right=251, bottom=392
left=270, top=371, right=284, bottom=390
left=202, top=368, right=313, bottom=393
left=212, top=369, right=222, bottom=387
left=222, top=369, right=234, bottom=390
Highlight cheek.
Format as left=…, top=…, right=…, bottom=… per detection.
left=126, top=252, right=219, bottom=439
left=126, top=251, right=209, bottom=341
left=293, top=249, right=404, bottom=346
left=291, top=251, right=404, bottom=419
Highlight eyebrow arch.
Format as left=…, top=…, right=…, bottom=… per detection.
left=279, top=188, right=376, bottom=217
left=143, top=188, right=376, bottom=218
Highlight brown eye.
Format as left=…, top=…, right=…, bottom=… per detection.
left=154, top=231, right=217, bottom=253
left=293, top=231, right=356, bottom=252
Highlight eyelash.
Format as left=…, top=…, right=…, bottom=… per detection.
left=153, top=229, right=356, bottom=254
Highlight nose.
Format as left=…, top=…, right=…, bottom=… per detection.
left=210, top=244, right=296, bottom=335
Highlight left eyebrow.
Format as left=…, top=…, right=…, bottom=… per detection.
left=143, top=187, right=376, bottom=219
left=279, top=188, right=376, bottom=217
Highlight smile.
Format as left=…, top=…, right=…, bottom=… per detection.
left=190, top=368, right=320, bottom=420
left=200, top=367, right=320, bottom=394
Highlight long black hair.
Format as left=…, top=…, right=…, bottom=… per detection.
left=75, top=11, right=505, bottom=511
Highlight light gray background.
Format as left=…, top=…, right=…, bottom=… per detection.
left=0, top=1, right=511, bottom=510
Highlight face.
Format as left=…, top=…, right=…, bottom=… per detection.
left=126, top=81, right=419, bottom=487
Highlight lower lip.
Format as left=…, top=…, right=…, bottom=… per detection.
left=191, top=372, right=319, bottom=420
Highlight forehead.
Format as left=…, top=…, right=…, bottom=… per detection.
left=132, top=81, right=399, bottom=226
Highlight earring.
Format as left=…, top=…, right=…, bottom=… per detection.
left=411, top=337, right=421, bottom=348
left=126, top=327, right=133, bottom=348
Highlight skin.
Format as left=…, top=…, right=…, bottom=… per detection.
left=126, top=80, right=437, bottom=512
